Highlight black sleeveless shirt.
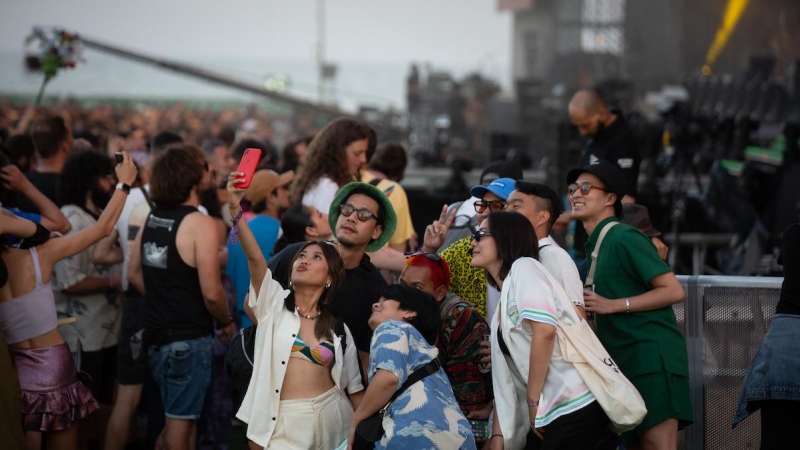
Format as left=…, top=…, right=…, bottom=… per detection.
left=141, top=205, right=212, bottom=345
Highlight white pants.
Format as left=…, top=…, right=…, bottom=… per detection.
left=269, top=387, right=353, bottom=450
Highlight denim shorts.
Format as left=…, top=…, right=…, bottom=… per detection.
left=148, top=335, right=213, bottom=420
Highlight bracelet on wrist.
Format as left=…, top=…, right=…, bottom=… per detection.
left=229, top=209, right=244, bottom=244
left=625, top=297, right=630, bottom=314
left=490, top=434, right=503, bottom=439
left=527, top=400, right=539, bottom=408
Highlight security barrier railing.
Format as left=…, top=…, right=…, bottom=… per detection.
left=675, top=275, right=783, bottom=450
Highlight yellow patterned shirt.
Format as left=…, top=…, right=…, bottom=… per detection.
left=440, top=237, right=487, bottom=317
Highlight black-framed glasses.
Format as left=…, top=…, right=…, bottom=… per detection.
left=474, top=200, right=507, bottom=213
left=472, top=230, right=493, bottom=242
left=404, top=251, right=445, bottom=272
left=567, top=182, right=611, bottom=196
left=340, top=204, right=381, bottom=223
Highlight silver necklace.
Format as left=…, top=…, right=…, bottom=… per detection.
left=296, top=306, right=321, bottom=320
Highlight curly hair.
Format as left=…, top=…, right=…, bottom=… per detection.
left=289, top=118, right=373, bottom=204
left=284, top=241, right=345, bottom=340
left=58, top=151, right=114, bottom=208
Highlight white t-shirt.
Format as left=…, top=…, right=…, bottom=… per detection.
left=492, top=258, right=594, bottom=448
left=116, top=186, right=149, bottom=291
left=538, top=235, right=585, bottom=308
left=302, top=176, right=340, bottom=214
left=453, top=196, right=478, bottom=227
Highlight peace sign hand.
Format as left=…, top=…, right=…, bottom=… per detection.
left=422, top=204, right=456, bottom=253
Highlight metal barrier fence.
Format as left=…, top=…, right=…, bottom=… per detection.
left=675, top=275, right=783, bottom=450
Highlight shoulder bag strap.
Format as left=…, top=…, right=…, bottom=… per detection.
left=585, top=221, right=618, bottom=287
left=380, top=359, right=441, bottom=414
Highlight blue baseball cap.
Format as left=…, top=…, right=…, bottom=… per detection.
left=469, top=177, right=516, bottom=201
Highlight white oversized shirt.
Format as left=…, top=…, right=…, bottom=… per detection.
left=538, top=236, right=585, bottom=308
left=236, top=269, right=364, bottom=448
left=491, top=258, right=594, bottom=449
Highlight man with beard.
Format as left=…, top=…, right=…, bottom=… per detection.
left=568, top=89, right=639, bottom=202
left=52, top=150, right=126, bottom=449
left=554, top=89, right=641, bottom=264
left=266, top=182, right=397, bottom=374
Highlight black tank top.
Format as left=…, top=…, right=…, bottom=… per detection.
left=141, top=205, right=212, bottom=345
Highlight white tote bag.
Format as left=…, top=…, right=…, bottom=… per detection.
left=555, top=315, right=647, bottom=433
left=551, top=221, right=647, bottom=433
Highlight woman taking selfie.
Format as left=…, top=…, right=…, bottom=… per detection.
left=348, top=284, right=476, bottom=449
left=471, top=211, right=608, bottom=449
left=228, top=172, right=365, bottom=450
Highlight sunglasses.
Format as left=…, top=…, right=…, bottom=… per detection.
left=340, top=204, right=381, bottom=223
left=474, top=200, right=507, bottom=214
left=405, top=251, right=445, bottom=272
left=472, top=230, right=493, bottom=242
left=567, top=182, right=611, bottom=196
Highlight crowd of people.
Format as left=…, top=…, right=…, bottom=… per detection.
left=17, top=86, right=800, bottom=450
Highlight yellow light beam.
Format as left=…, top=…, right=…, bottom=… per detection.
left=704, top=0, right=750, bottom=72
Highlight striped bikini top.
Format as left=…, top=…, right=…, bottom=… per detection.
left=290, top=333, right=334, bottom=367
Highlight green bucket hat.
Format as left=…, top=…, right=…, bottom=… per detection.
left=329, top=182, right=397, bottom=252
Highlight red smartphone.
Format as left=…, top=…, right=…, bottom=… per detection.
left=234, top=148, right=262, bottom=189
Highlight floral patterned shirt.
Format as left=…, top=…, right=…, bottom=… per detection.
left=53, top=205, right=121, bottom=352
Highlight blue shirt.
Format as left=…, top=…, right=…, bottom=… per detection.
left=5, top=208, right=41, bottom=246
left=226, top=215, right=281, bottom=328
left=370, top=320, right=476, bottom=449
left=8, top=208, right=41, bottom=223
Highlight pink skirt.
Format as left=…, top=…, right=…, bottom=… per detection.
left=10, top=343, right=99, bottom=431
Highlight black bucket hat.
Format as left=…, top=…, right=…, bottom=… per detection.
left=567, top=160, right=627, bottom=218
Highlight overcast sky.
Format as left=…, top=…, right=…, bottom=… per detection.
left=2, top=0, right=511, bottom=67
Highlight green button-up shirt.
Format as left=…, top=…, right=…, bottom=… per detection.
left=585, top=217, right=689, bottom=378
